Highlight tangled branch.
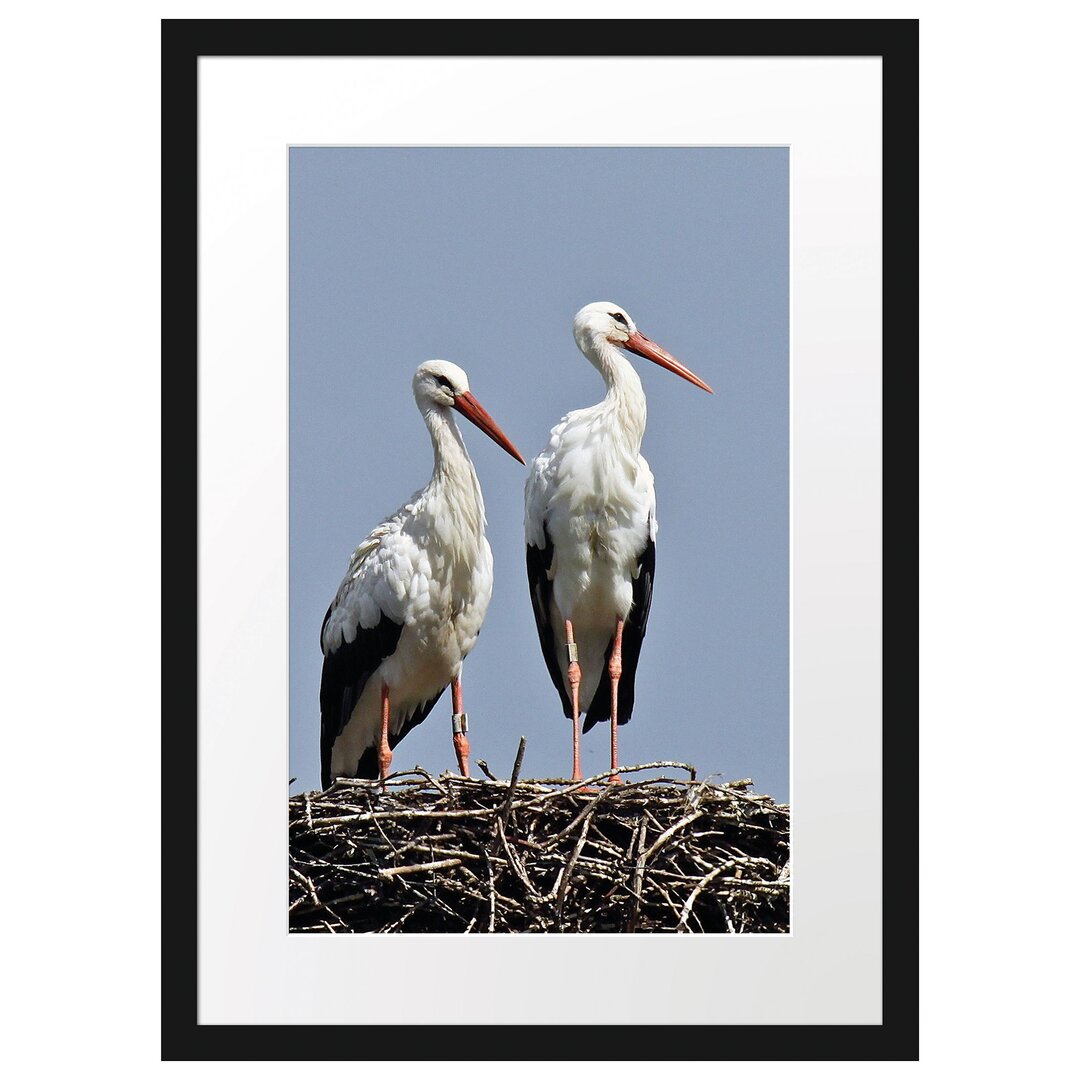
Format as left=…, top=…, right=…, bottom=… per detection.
left=289, top=756, right=789, bottom=934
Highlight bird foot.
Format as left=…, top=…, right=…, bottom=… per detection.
left=453, top=731, right=471, bottom=778
left=378, top=748, right=393, bottom=787
left=569, top=775, right=597, bottom=794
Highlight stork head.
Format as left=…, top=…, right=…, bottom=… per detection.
left=414, top=359, right=472, bottom=409
left=413, top=360, right=525, bottom=464
left=572, top=301, right=640, bottom=352
left=572, top=301, right=713, bottom=394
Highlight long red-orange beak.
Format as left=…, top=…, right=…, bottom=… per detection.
left=623, top=330, right=713, bottom=394
left=453, top=391, right=526, bottom=464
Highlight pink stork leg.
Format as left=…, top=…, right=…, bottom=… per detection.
left=608, top=618, right=624, bottom=784
left=378, top=682, right=392, bottom=787
left=451, top=674, right=470, bottom=778
left=565, top=619, right=583, bottom=782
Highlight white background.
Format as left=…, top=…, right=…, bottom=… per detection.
left=2, top=0, right=1077, bottom=1074
left=199, top=56, right=880, bottom=1025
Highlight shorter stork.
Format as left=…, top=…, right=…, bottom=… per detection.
left=320, top=360, right=524, bottom=787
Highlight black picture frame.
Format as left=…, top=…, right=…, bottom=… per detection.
left=162, top=17, right=917, bottom=1061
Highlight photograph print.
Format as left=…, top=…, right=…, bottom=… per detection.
left=287, top=146, right=790, bottom=934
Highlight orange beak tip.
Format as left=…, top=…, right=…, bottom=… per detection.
left=625, top=331, right=712, bottom=395
left=454, top=392, right=525, bottom=465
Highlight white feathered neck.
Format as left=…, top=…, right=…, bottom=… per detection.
left=418, top=402, right=487, bottom=549
left=580, top=335, right=648, bottom=454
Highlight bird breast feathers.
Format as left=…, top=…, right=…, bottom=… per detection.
left=526, top=420, right=656, bottom=549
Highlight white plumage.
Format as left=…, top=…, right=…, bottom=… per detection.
left=320, top=360, right=524, bottom=786
left=525, top=369, right=657, bottom=710
left=525, top=302, right=712, bottom=780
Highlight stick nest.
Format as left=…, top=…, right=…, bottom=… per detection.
left=289, top=760, right=789, bottom=934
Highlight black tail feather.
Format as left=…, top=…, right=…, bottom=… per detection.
left=336, top=687, right=447, bottom=782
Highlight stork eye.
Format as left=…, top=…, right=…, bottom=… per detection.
left=611, top=312, right=628, bottom=326
left=434, top=375, right=455, bottom=392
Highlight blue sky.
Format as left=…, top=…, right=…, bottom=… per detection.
left=289, top=146, right=789, bottom=800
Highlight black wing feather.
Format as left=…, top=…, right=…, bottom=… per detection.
left=319, top=602, right=404, bottom=788
left=583, top=537, right=655, bottom=734
left=526, top=526, right=574, bottom=719
left=349, top=687, right=447, bottom=780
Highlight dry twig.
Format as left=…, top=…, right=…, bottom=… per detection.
left=290, top=761, right=788, bottom=934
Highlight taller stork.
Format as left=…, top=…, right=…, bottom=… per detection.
left=320, top=360, right=524, bottom=788
left=524, top=302, right=712, bottom=782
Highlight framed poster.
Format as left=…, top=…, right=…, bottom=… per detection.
left=163, top=18, right=916, bottom=1060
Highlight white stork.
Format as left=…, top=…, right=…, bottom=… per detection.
left=524, top=302, right=712, bottom=782
left=320, top=360, right=524, bottom=788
